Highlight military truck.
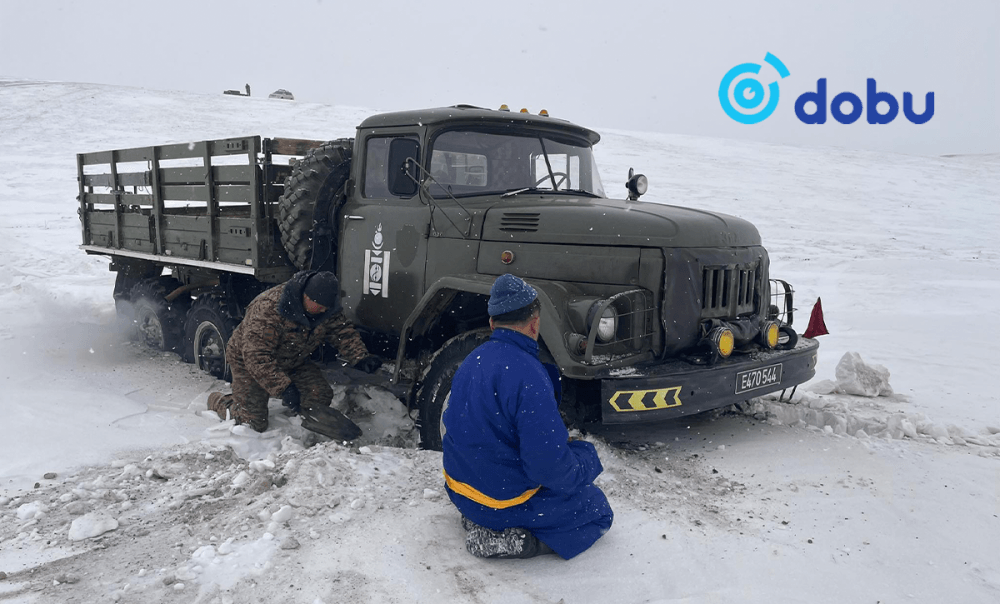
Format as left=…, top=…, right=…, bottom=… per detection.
left=77, top=104, right=818, bottom=449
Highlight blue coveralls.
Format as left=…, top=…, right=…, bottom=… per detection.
left=442, top=328, right=613, bottom=559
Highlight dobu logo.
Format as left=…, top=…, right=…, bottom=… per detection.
left=718, top=52, right=791, bottom=124
left=795, top=79, right=934, bottom=124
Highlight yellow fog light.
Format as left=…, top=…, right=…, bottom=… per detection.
left=710, top=327, right=735, bottom=358
left=761, top=321, right=780, bottom=349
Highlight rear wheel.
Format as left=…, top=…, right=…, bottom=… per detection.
left=130, top=277, right=190, bottom=352
left=416, top=329, right=492, bottom=451
left=114, top=272, right=139, bottom=339
left=112, top=263, right=160, bottom=339
left=184, top=293, right=241, bottom=381
left=278, top=139, right=353, bottom=270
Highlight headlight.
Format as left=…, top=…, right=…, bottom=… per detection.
left=588, top=301, right=618, bottom=343
left=597, top=307, right=617, bottom=342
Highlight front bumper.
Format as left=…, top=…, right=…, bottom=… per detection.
left=599, top=338, right=819, bottom=424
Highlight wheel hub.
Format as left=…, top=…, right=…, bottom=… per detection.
left=193, top=321, right=227, bottom=377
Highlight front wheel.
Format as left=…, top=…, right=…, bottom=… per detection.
left=184, top=293, right=241, bottom=381
left=416, top=329, right=491, bottom=451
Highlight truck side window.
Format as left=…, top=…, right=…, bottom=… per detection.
left=364, top=135, right=419, bottom=199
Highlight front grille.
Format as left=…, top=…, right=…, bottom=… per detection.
left=702, top=263, right=760, bottom=318
left=499, top=212, right=540, bottom=232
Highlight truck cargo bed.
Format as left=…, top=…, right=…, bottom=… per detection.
left=77, top=136, right=324, bottom=282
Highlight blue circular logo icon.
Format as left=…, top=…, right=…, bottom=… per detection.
left=719, top=52, right=791, bottom=124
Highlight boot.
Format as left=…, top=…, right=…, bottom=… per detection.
left=207, top=392, right=232, bottom=421
left=300, top=405, right=363, bottom=441
left=461, top=516, right=554, bottom=559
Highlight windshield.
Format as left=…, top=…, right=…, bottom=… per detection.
left=425, top=129, right=605, bottom=198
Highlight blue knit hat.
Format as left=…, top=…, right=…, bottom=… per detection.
left=488, top=274, right=538, bottom=316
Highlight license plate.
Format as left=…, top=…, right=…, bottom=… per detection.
left=735, top=363, right=783, bottom=394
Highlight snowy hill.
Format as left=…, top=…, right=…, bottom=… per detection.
left=0, top=78, right=998, bottom=603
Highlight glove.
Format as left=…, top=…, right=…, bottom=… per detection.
left=354, top=355, right=383, bottom=374
left=281, top=384, right=301, bottom=413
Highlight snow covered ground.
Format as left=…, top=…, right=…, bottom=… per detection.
left=0, top=78, right=998, bottom=603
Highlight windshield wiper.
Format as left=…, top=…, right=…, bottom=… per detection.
left=556, top=188, right=600, bottom=198
left=500, top=187, right=541, bottom=198
left=501, top=187, right=599, bottom=199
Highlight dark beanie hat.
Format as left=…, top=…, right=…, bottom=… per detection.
left=488, top=274, right=537, bottom=316
left=303, top=271, right=340, bottom=309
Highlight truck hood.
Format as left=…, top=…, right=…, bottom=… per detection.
left=481, top=197, right=761, bottom=248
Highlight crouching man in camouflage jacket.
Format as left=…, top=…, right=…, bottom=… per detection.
left=208, top=270, right=382, bottom=440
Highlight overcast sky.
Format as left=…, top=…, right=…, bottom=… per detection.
left=1, top=0, right=997, bottom=156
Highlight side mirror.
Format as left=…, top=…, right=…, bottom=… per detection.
left=625, top=167, right=648, bottom=201
left=387, top=138, right=420, bottom=197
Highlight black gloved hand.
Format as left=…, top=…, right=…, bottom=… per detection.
left=354, top=355, right=383, bottom=374
left=281, top=383, right=301, bottom=413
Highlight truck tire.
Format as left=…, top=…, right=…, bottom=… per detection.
left=112, top=263, right=161, bottom=340
left=278, top=139, right=353, bottom=270
left=130, top=277, right=190, bottom=353
left=416, top=329, right=492, bottom=451
left=184, top=292, right=240, bottom=381
left=114, top=271, right=139, bottom=340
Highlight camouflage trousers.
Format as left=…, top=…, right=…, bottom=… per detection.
left=210, top=359, right=333, bottom=432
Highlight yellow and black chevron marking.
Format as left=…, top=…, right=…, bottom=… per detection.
left=608, top=386, right=683, bottom=412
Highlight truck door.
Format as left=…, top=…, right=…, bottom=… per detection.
left=339, top=133, right=430, bottom=336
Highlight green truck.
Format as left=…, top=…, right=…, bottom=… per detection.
left=77, top=105, right=818, bottom=448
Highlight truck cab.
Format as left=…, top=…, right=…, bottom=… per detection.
left=331, top=106, right=817, bottom=447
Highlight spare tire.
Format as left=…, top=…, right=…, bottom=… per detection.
left=278, top=139, right=353, bottom=270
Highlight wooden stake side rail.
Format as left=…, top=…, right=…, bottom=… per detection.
left=77, top=136, right=325, bottom=276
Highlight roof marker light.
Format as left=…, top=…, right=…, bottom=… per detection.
left=499, top=104, right=510, bottom=111
left=539, top=109, right=549, bottom=116
left=520, top=108, right=529, bottom=113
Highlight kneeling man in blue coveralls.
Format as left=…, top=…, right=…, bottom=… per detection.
left=442, top=273, right=614, bottom=559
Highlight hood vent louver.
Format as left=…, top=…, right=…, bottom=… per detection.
left=499, top=212, right=541, bottom=232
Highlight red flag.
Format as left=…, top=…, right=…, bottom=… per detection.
left=803, top=297, right=829, bottom=339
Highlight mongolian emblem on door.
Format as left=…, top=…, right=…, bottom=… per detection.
left=363, top=223, right=390, bottom=298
